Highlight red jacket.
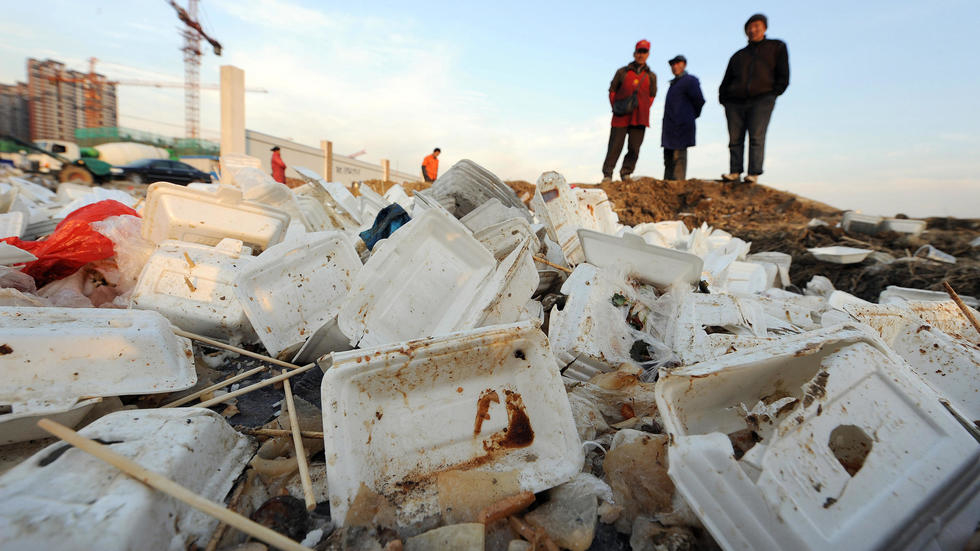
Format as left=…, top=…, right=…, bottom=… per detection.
left=271, top=151, right=286, bottom=183
left=609, top=62, right=657, bottom=127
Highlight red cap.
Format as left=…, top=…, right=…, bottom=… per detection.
left=635, top=39, right=651, bottom=52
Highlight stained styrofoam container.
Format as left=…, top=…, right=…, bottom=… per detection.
left=460, top=198, right=531, bottom=233
left=807, top=246, right=872, bottom=264
left=578, top=229, right=703, bottom=288
left=574, top=187, right=621, bottom=234
left=841, top=211, right=882, bottom=235
left=879, top=285, right=979, bottom=309
left=0, top=307, right=195, bottom=443
left=844, top=302, right=980, bottom=424
left=0, top=398, right=101, bottom=446
left=236, top=232, right=361, bottom=359
left=460, top=237, right=539, bottom=329
left=338, top=209, right=496, bottom=348
left=548, top=264, right=647, bottom=381
left=656, top=326, right=980, bottom=551
left=142, top=182, right=291, bottom=253
left=322, top=321, right=583, bottom=526
left=473, top=217, right=541, bottom=261
left=130, top=239, right=256, bottom=341
left=530, top=171, right=585, bottom=265
left=0, top=409, right=256, bottom=551
left=881, top=218, right=926, bottom=236
left=291, top=317, right=351, bottom=365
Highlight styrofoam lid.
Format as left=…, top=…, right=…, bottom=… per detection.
left=0, top=242, right=35, bottom=265
left=0, top=307, right=195, bottom=409
left=577, top=228, right=703, bottom=287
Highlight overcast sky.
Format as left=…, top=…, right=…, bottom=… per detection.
left=2, top=0, right=978, bottom=218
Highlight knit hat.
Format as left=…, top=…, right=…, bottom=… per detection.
left=745, top=13, right=768, bottom=30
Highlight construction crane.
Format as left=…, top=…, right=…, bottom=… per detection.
left=167, top=0, right=222, bottom=140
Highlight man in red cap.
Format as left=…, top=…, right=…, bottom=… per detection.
left=602, top=39, right=658, bottom=183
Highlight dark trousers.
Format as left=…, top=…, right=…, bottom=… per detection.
left=663, top=148, right=688, bottom=180
left=724, top=95, right=776, bottom=175
left=602, top=125, right=645, bottom=178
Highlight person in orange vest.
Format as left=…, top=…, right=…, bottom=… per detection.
left=602, top=39, right=658, bottom=183
left=270, top=146, right=286, bottom=184
left=422, top=148, right=440, bottom=182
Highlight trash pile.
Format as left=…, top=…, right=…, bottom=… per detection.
left=1, top=160, right=978, bottom=551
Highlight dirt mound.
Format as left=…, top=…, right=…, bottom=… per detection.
left=503, top=177, right=978, bottom=301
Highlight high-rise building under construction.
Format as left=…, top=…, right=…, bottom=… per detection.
left=25, top=58, right=117, bottom=141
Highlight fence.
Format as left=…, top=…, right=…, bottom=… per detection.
left=245, top=130, right=416, bottom=186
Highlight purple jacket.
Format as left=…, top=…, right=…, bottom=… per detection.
left=661, top=72, right=705, bottom=150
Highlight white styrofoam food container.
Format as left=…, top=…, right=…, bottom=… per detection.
left=844, top=301, right=980, bottom=424
left=130, top=239, right=256, bottom=341
left=841, top=211, right=882, bottom=235
left=0, top=409, right=256, bottom=551
left=0, top=211, right=27, bottom=240
left=338, top=209, right=496, bottom=348
left=141, top=182, right=291, bottom=253
left=530, top=171, right=585, bottom=265
left=322, top=321, right=583, bottom=526
left=879, top=285, right=979, bottom=309
left=473, top=217, right=540, bottom=261
left=0, top=307, right=195, bottom=443
left=881, top=218, right=926, bottom=236
left=574, top=187, right=620, bottom=234
left=548, top=264, right=648, bottom=381
left=807, top=246, right=872, bottom=264
left=655, top=326, right=980, bottom=551
left=578, top=228, right=703, bottom=288
left=236, top=231, right=361, bottom=358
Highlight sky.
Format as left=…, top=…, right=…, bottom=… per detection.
left=2, top=0, right=979, bottom=218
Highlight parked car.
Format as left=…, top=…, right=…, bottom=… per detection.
left=110, top=158, right=211, bottom=185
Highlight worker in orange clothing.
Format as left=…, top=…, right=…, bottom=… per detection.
left=270, top=146, right=286, bottom=184
left=422, top=148, right=440, bottom=182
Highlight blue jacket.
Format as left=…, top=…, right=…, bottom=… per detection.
left=661, top=72, right=705, bottom=150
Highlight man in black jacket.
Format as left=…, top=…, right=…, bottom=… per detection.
left=719, top=13, right=789, bottom=184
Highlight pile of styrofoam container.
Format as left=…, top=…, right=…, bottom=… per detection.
left=1, top=158, right=978, bottom=550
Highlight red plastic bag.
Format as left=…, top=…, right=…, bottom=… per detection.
left=2, top=200, right=141, bottom=287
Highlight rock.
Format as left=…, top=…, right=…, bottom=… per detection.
left=602, top=432, right=674, bottom=531
left=587, top=521, right=631, bottom=551
left=249, top=495, right=310, bottom=542
left=628, top=517, right=696, bottom=551
left=403, top=523, right=485, bottom=551
left=525, top=476, right=600, bottom=551
left=507, top=540, right=532, bottom=551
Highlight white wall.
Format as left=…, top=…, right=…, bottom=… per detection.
left=245, top=129, right=415, bottom=186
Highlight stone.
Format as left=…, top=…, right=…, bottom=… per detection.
left=507, top=540, right=532, bottom=551
left=404, top=523, right=485, bottom=551
left=628, top=517, right=696, bottom=551
left=525, top=477, right=600, bottom=551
